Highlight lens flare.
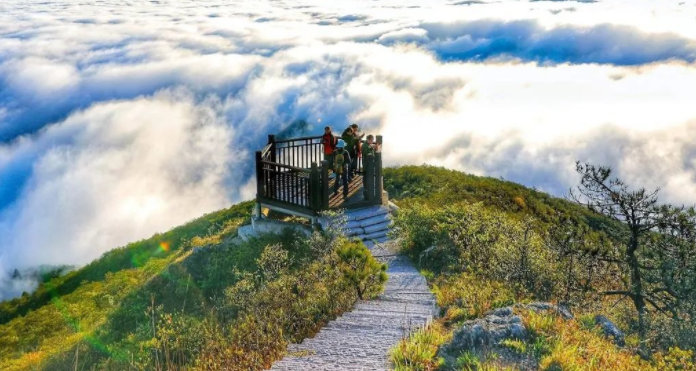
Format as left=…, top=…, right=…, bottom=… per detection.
left=159, top=241, right=170, bottom=252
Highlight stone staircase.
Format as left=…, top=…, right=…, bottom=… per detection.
left=322, top=205, right=393, bottom=246
left=269, top=205, right=438, bottom=371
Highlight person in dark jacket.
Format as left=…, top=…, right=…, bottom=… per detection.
left=341, top=124, right=364, bottom=178
left=321, top=126, right=337, bottom=170
left=332, top=139, right=351, bottom=199
left=361, top=135, right=380, bottom=199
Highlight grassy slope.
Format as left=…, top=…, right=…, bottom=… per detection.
left=0, top=194, right=380, bottom=370
left=0, top=200, right=254, bottom=325
left=0, top=201, right=254, bottom=370
left=385, top=166, right=696, bottom=370
left=384, top=165, right=619, bottom=231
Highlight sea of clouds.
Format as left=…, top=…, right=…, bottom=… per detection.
left=1, top=0, right=696, bottom=300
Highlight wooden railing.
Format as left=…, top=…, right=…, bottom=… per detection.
left=272, top=135, right=324, bottom=170
left=255, top=133, right=382, bottom=216
left=259, top=161, right=312, bottom=207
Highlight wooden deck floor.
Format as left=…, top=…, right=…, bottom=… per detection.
left=327, top=174, right=365, bottom=209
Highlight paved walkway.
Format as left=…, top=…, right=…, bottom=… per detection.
left=269, top=207, right=437, bottom=371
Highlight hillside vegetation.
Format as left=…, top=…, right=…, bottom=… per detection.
left=0, top=201, right=385, bottom=370
left=385, top=165, right=696, bottom=370
left=2, top=165, right=695, bottom=371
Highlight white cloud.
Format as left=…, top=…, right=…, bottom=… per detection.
left=0, top=90, right=234, bottom=270
left=2, top=58, right=80, bottom=101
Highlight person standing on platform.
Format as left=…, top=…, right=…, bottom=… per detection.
left=360, top=135, right=380, bottom=200
left=341, top=124, right=364, bottom=179
left=321, top=126, right=337, bottom=171
left=332, top=139, right=352, bottom=200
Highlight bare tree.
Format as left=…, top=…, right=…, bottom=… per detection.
left=570, top=162, right=668, bottom=353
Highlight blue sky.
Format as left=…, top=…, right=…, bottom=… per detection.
left=1, top=0, right=696, bottom=299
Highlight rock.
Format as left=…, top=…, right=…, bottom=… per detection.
left=446, top=302, right=576, bottom=356
left=387, top=201, right=400, bottom=215
left=522, top=302, right=574, bottom=320
left=446, top=306, right=528, bottom=353
left=594, top=315, right=625, bottom=346
left=510, top=323, right=527, bottom=339
left=488, top=314, right=508, bottom=325
left=418, top=245, right=438, bottom=267
left=490, top=307, right=513, bottom=317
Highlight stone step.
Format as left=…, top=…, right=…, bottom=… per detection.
left=269, top=359, right=389, bottom=371
left=323, top=321, right=417, bottom=334
left=345, top=213, right=391, bottom=230
left=345, top=219, right=392, bottom=237
left=363, top=221, right=392, bottom=234
left=340, top=308, right=433, bottom=321
left=356, top=230, right=389, bottom=242
left=344, top=206, right=389, bottom=222
left=344, top=216, right=393, bottom=231
left=295, top=331, right=404, bottom=347
left=379, top=296, right=438, bottom=306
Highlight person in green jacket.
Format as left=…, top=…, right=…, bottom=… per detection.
left=341, top=124, right=364, bottom=179
left=361, top=134, right=379, bottom=157
left=332, top=139, right=351, bottom=199
left=361, top=135, right=380, bottom=199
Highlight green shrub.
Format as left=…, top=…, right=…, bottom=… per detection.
left=336, top=239, right=387, bottom=300
left=653, top=347, right=696, bottom=371
left=434, top=273, right=515, bottom=323
left=394, top=202, right=557, bottom=300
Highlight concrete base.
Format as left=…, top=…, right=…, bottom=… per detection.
left=238, top=217, right=312, bottom=242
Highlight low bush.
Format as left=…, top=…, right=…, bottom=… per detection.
left=336, top=239, right=388, bottom=300
left=391, top=322, right=449, bottom=371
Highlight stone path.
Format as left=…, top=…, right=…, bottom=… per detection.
left=269, top=206, right=438, bottom=371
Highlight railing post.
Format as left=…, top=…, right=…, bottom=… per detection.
left=255, top=151, right=264, bottom=198
left=310, top=162, right=320, bottom=212
left=376, top=135, right=384, bottom=204
left=268, top=135, right=277, bottom=164
left=321, top=160, right=330, bottom=210
left=364, top=154, right=374, bottom=202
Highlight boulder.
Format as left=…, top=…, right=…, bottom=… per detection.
left=445, top=302, right=575, bottom=355
left=446, top=306, right=527, bottom=352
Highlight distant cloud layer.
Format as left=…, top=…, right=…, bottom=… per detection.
left=412, top=21, right=696, bottom=65
left=1, top=0, right=696, bottom=299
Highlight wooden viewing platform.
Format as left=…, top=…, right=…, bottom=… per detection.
left=255, top=134, right=384, bottom=222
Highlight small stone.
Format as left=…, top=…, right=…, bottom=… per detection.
left=594, top=315, right=625, bottom=346
left=520, top=302, right=574, bottom=320
left=556, top=306, right=575, bottom=320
